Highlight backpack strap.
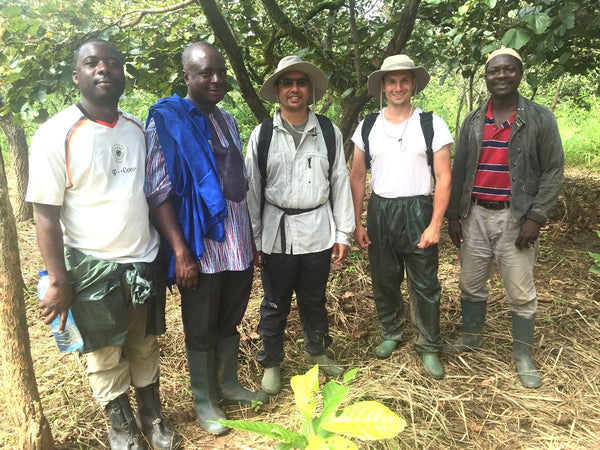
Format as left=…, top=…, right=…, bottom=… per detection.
left=257, top=117, right=274, bottom=216
left=419, top=111, right=435, bottom=182
left=361, top=112, right=379, bottom=169
left=315, top=113, right=336, bottom=187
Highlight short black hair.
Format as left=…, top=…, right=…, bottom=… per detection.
left=72, top=39, right=123, bottom=68
left=485, top=55, right=523, bottom=74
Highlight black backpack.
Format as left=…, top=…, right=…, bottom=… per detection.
left=257, top=114, right=336, bottom=215
left=361, top=111, right=435, bottom=180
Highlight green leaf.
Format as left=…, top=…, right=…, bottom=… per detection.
left=324, top=435, right=358, bottom=449
left=1, top=6, right=22, bottom=18
left=589, top=251, right=600, bottom=261
left=291, top=364, right=319, bottom=420
left=341, top=87, right=353, bottom=98
left=522, top=13, right=550, bottom=35
left=501, top=28, right=530, bottom=49
left=486, top=0, right=497, bottom=8
left=219, top=420, right=306, bottom=446
left=343, top=368, right=358, bottom=384
left=590, top=265, right=600, bottom=274
left=558, top=5, right=575, bottom=29
left=318, top=381, right=349, bottom=429
left=321, top=401, right=406, bottom=440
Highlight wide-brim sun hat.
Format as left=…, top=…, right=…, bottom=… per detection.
left=367, top=54, right=430, bottom=97
left=259, top=55, right=328, bottom=103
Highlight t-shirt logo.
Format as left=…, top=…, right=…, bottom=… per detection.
left=112, top=144, right=127, bottom=164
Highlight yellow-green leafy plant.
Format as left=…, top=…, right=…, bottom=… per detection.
left=220, top=365, right=406, bottom=449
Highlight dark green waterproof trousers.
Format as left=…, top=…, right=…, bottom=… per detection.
left=367, top=194, right=441, bottom=353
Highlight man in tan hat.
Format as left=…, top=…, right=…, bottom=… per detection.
left=246, top=55, right=355, bottom=394
left=445, top=48, right=563, bottom=388
left=349, top=54, right=453, bottom=379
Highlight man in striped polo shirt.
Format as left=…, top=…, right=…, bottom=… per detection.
left=445, top=48, right=564, bottom=388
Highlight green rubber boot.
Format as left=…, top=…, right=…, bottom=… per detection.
left=443, top=300, right=487, bottom=353
left=512, top=312, right=541, bottom=389
left=186, top=348, right=228, bottom=435
left=261, top=366, right=282, bottom=395
left=375, top=340, right=398, bottom=359
left=216, top=335, right=269, bottom=406
left=305, top=352, right=344, bottom=376
left=422, top=353, right=445, bottom=380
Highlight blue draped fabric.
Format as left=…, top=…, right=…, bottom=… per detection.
left=147, top=94, right=227, bottom=284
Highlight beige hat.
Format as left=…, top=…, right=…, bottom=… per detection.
left=367, top=54, right=430, bottom=97
left=486, top=47, right=522, bottom=63
left=259, top=55, right=328, bottom=103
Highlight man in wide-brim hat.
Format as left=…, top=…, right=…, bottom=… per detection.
left=350, top=54, right=453, bottom=379
left=245, top=55, right=355, bottom=395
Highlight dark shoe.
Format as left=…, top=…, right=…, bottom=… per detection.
left=422, top=353, right=445, bottom=380
left=135, top=381, right=181, bottom=449
left=443, top=300, right=487, bottom=353
left=261, top=366, right=282, bottom=395
left=512, top=312, right=541, bottom=389
left=375, top=340, right=397, bottom=359
left=105, top=393, right=148, bottom=450
left=186, top=348, right=228, bottom=435
left=216, top=335, right=269, bottom=406
left=305, top=352, right=344, bottom=376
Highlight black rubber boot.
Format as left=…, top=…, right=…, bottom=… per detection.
left=512, top=312, right=542, bottom=389
left=216, top=335, right=269, bottom=406
left=105, top=393, right=148, bottom=450
left=135, top=381, right=181, bottom=449
left=443, top=300, right=487, bottom=353
left=186, top=348, right=228, bottom=435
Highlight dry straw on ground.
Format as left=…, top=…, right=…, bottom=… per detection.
left=1, top=173, right=599, bottom=449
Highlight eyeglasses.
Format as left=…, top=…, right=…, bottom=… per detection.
left=276, top=77, right=309, bottom=88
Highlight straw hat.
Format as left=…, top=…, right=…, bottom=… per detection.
left=367, top=54, right=430, bottom=97
left=259, top=55, right=328, bottom=103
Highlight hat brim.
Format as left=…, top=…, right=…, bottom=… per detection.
left=367, top=67, right=430, bottom=97
left=259, top=62, right=328, bottom=103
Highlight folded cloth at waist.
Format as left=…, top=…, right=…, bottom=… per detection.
left=471, top=196, right=510, bottom=210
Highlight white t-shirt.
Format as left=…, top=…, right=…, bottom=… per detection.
left=26, top=104, right=159, bottom=263
left=352, top=107, right=453, bottom=198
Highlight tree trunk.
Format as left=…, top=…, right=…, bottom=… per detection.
left=550, top=74, right=564, bottom=111
left=0, top=115, right=33, bottom=222
left=455, top=90, right=465, bottom=143
left=195, top=0, right=270, bottom=122
left=0, top=150, right=54, bottom=449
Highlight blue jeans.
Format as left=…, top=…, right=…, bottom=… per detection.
left=459, top=205, right=537, bottom=317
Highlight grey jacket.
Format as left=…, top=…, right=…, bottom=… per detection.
left=446, top=94, right=564, bottom=225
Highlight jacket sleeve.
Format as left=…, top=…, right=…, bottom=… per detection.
left=526, top=109, right=564, bottom=225
left=330, top=125, right=356, bottom=245
left=245, top=126, right=263, bottom=251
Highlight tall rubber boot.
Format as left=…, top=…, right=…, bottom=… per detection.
left=512, top=312, right=542, bottom=389
left=105, top=393, right=148, bottom=450
left=135, top=381, right=181, bottom=449
left=216, top=335, right=269, bottom=406
left=443, top=300, right=487, bottom=353
left=186, top=348, right=228, bottom=435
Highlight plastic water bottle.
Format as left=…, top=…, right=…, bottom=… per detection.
left=37, top=270, right=83, bottom=353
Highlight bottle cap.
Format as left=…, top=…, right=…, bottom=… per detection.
left=39, top=269, right=48, bottom=276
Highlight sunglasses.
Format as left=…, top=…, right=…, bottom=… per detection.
left=276, top=77, right=310, bottom=88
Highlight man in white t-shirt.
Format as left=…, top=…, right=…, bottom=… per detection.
left=26, top=39, right=178, bottom=449
left=350, top=55, right=452, bottom=379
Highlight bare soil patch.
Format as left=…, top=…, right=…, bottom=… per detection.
left=1, top=173, right=599, bottom=449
